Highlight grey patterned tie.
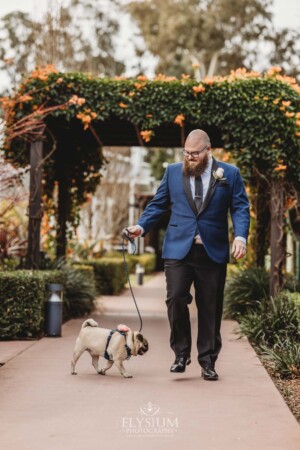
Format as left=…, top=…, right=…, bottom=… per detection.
left=194, top=176, right=203, bottom=212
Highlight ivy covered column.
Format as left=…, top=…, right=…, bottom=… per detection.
left=270, top=178, right=285, bottom=296
left=254, top=177, right=270, bottom=267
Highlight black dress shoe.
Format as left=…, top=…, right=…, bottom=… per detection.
left=201, top=364, right=218, bottom=380
left=170, top=356, right=191, bottom=373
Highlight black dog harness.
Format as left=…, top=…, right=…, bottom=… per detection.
left=104, top=329, right=132, bottom=361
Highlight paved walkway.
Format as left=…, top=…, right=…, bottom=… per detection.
left=0, top=272, right=299, bottom=450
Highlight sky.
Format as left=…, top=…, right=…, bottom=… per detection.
left=0, top=0, right=298, bottom=28
left=0, top=0, right=299, bottom=90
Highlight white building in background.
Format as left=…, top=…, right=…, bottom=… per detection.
left=77, top=146, right=156, bottom=251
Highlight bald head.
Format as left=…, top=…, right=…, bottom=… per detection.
left=185, top=129, right=211, bottom=149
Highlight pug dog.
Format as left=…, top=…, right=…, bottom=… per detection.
left=71, top=319, right=149, bottom=378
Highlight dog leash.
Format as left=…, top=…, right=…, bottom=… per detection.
left=121, top=228, right=143, bottom=333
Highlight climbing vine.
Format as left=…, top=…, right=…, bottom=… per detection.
left=1, top=65, right=299, bottom=260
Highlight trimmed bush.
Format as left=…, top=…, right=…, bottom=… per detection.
left=63, top=264, right=96, bottom=320
left=0, top=270, right=64, bottom=339
left=224, top=266, right=269, bottom=319
left=105, top=252, right=157, bottom=274
left=134, top=254, right=156, bottom=274
left=78, top=258, right=127, bottom=295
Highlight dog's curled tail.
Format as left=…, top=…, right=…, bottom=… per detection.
left=81, top=318, right=99, bottom=329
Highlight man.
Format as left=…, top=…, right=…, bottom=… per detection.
left=126, top=129, right=250, bottom=381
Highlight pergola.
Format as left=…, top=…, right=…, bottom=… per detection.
left=3, top=67, right=300, bottom=295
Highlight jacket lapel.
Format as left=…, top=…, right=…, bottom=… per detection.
left=182, top=173, right=198, bottom=215
left=197, top=157, right=219, bottom=216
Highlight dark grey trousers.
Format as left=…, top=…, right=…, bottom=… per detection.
left=164, top=243, right=227, bottom=367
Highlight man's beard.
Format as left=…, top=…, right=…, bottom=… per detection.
left=182, top=152, right=210, bottom=177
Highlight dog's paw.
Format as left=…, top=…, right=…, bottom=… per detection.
left=98, top=369, right=106, bottom=375
left=123, top=373, right=133, bottom=378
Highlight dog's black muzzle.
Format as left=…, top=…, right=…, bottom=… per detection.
left=138, top=339, right=149, bottom=355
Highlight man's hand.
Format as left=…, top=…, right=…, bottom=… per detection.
left=232, top=238, right=247, bottom=260
left=125, top=225, right=142, bottom=238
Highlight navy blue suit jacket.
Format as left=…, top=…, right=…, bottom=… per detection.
left=138, top=158, right=250, bottom=263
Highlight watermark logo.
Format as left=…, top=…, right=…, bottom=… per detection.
left=121, top=401, right=179, bottom=438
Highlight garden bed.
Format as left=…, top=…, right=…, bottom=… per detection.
left=252, top=344, right=300, bottom=422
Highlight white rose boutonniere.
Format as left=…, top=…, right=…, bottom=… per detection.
left=213, top=167, right=228, bottom=185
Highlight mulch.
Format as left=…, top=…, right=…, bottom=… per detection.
left=253, top=346, right=300, bottom=422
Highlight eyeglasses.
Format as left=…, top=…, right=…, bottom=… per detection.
left=182, top=145, right=209, bottom=159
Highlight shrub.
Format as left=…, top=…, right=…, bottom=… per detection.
left=224, top=266, right=269, bottom=319
left=117, top=253, right=136, bottom=273
left=78, top=258, right=127, bottom=295
left=261, top=340, right=300, bottom=379
left=39, top=257, right=97, bottom=319
left=282, top=274, right=300, bottom=293
left=238, top=291, right=300, bottom=347
left=63, top=264, right=96, bottom=320
left=280, top=290, right=300, bottom=317
left=127, top=253, right=156, bottom=274
left=291, top=292, right=300, bottom=316
left=0, top=270, right=64, bottom=339
left=105, top=252, right=156, bottom=274
left=226, top=263, right=240, bottom=279
left=135, top=254, right=156, bottom=273
left=0, top=258, right=20, bottom=271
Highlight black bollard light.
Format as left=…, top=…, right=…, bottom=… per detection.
left=45, top=283, right=63, bottom=337
left=136, top=264, right=145, bottom=285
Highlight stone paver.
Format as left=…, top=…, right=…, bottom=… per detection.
left=0, top=272, right=299, bottom=450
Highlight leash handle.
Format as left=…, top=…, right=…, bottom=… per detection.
left=122, top=228, right=135, bottom=244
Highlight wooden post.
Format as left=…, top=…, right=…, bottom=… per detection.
left=56, top=171, right=69, bottom=259
left=270, top=179, right=285, bottom=296
left=296, top=241, right=300, bottom=281
left=25, top=141, right=43, bottom=269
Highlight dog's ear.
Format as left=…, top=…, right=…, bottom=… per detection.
left=136, top=333, right=144, bottom=342
left=117, top=324, right=130, bottom=332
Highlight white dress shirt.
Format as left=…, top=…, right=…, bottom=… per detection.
left=190, top=155, right=213, bottom=201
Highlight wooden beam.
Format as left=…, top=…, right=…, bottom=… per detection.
left=25, top=141, right=43, bottom=269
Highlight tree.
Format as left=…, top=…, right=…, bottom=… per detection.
left=126, top=0, right=300, bottom=79
left=0, top=0, right=124, bottom=91
left=266, top=28, right=300, bottom=81
left=0, top=155, right=28, bottom=263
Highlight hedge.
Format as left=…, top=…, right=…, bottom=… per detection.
left=0, top=270, right=64, bottom=339
left=128, top=254, right=156, bottom=274
left=105, top=252, right=157, bottom=274
left=63, top=264, right=96, bottom=320
left=77, top=258, right=127, bottom=295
